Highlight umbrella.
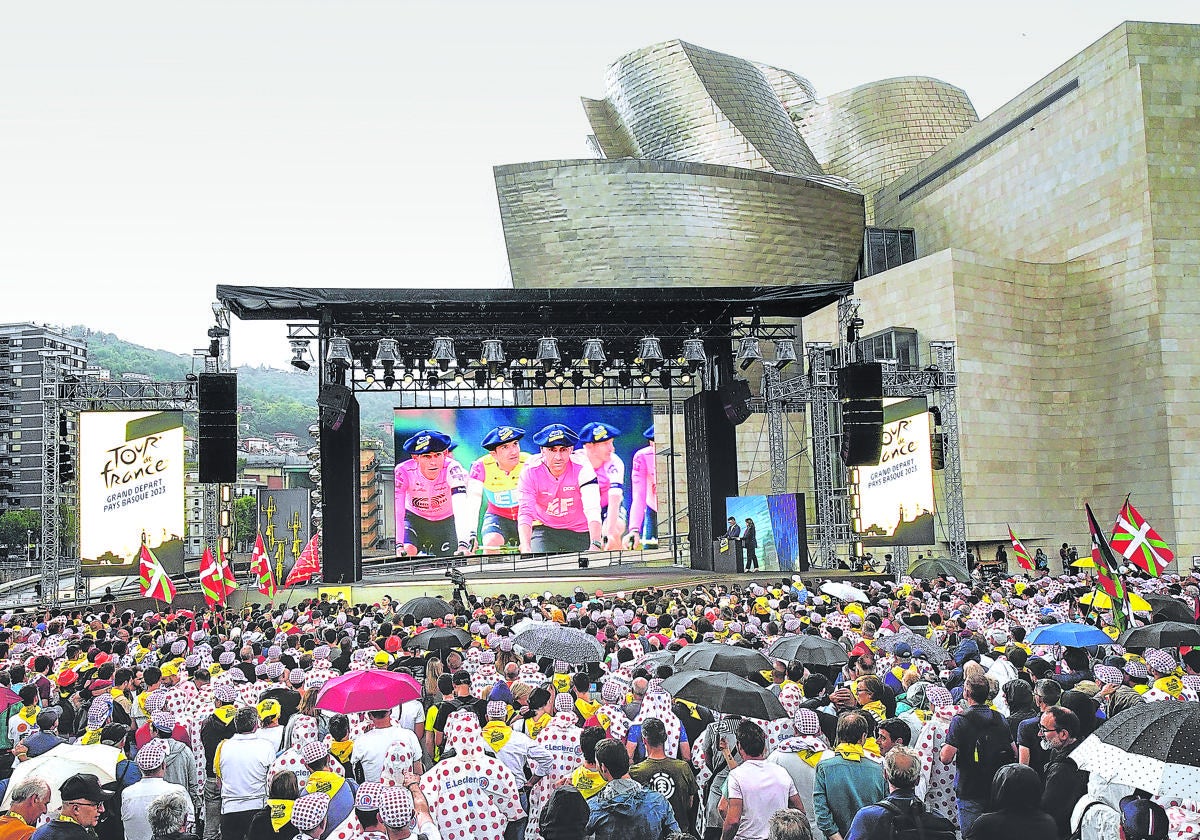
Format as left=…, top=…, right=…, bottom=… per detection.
left=1119, top=621, right=1200, bottom=649
left=315, top=669, right=422, bottom=714
left=1142, top=594, right=1195, bottom=624
left=2, top=744, right=124, bottom=812
left=876, top=629, right=953, bottom=666
left=1080, top=590, right=1152, bottom=612
left=908, top=558, right=970, bottom=580
left=1025, top=623, right=1113, bottom=647
left=661, top=670, right=788, bottom=720
left=397, top=596, right=454, bottom=622
left=1071, top=700, right=1200, bottom=801
left=673, top=643, right=772, bottom=677
left=818, top=582, right=869, bottom=603
left=637, top=649, right=678, bottom=670
left=1071, top=557, right=1097, bottom=568
left=513, top=625, right=605, bottom=664
left=405, top=627, right=472, bottom=651
left=767, top=634, right=849, bottom=668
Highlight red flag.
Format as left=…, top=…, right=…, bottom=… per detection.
left=198, top=547, right=225, bottom=608
left=1007, top=525, right=1034, bottom=571
left=1087, top=502, right=1132, bottom=631
left=284, top=532, right=321, bottom=587
left=1111, top=497, right=1172, bottom=577
left=250, top=532, right=276, bottom=598
left=218, top=544, right=238, bottom=596
left=139, top=544, right=177, bottom=604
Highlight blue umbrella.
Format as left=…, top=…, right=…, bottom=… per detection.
left=1026, top=622, right=1112, bottom=647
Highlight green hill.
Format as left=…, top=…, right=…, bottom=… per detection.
left=68, top=328, right=394, bottom=449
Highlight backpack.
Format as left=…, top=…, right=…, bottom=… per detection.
left=956, top=707, right=1016, bottom=796
left=879, top=798, right=959, bottom=840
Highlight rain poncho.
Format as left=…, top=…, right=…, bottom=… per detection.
left=914, top=685, right=960, bottom=819
left=526, top=709, right=584, bottom=840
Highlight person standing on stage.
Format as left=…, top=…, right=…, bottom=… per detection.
left=744, top=518, right=759, bottom=571
left=517, top=424, right=603, bottom=554
left=466, top=425, right=529, bottom=554
left=625, top=426, right=658, bottom=549
left=577, top=422, right=626, bottom=550
left=394, top=429, right=474, bottom=556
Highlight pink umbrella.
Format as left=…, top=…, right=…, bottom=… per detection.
left=314, top=669, right=421, bottom=714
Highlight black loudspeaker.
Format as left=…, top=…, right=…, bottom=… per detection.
left=320, top=395, right=362, bottom=583
left=930, top=432, right=946, bottom=470
left=318, top=383, right=354, bottom=431
left=684, top=392, right=739, bottom=570
left=719, top=379, right=753, bottom=425
left=838, top=363, right=884, bottom=466
left=198, top=373, right=238, bottom=483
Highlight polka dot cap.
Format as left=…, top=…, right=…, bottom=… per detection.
left=356, top=782, right=386, bottom=811
left=486, top=700, right=507, bottom=720
left=87, top=698, right=111, bottom=728
left=146, top=690, right=168, bottom=715
left=289, top=669, right=306, bottom=686
left=291, top=792, right=329, bottom=832
left=135, top=738, right=168, bottom=771
left=796, top=708, right=821, bottom=736
left=301, top=740, right=330, bottom=765
left=152, top=711, right=176, bottom=733
left=1126, top=660, right=1150, bottom=679
left=213, top=684, right=238, bottom=705
left=926, top=686, right=954, bottom=709
left=553, top=692, right=575, bottom=713
left=379, top=787, right=414, bottom=829
left=266, top=661, right=285, bottom=680
left=1095, top=665, right=1125, bottom=687
left=267, top=645, right=283, bottom=661
left=1146, top=649, right=1176, bottom=674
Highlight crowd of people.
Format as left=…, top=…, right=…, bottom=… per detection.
left=0, top=567, right=1195, bottom=840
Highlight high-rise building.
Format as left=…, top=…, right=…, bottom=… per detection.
left=0, top=324, right=88, bottom=513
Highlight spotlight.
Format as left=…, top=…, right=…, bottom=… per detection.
left=737, top=336, right=762, bottom=371
left=289, top=339, right=311, bottom=371
left=618, top=369, right=632, bottom=388
left=635, top=336, right=663, bottom=370
left=375, top=339, right=400, bottom=388
left=426, top=370, right=440, bottom=387
left=659, top=370, right=672, bottom=390
left=681, top=372, right=692, bottom=385
left=511, top=369, right=524, bottom=388
left=401, top=371, right=414, bottom=386
left=473, top=369, right=487, bottom=387
left=581, top=338, right=606, bottom=374
left=480, top=339, right=505, bottom=372
left=536, top=337, right=560, bottom=369
left=570, top=370, right=584, bottom=388
left=640, top=373, right=653, bottom=385
left=431, top=336, right=456, bottom=371
left=773, top=338, right=797, bottom=371
left=553, top=373, right=565, bottom=386
left=534, top=370, right=548, bottom=388
left=682, top=338, right=706, bottom=372
left=326, top=336, right=353, bottom=367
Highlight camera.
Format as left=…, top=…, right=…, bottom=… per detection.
left=446, top=567, right=467, bottom=588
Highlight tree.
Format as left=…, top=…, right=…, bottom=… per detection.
left=234, top=495, right=257, bottom=547
left=0, top=508, right=41, bottom=548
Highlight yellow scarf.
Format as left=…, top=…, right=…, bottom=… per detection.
left=268, top=799, right=295, bottom=832
left=213, top=706, right=236, bottom=724
left=861, top=700, right=887, bottom=722
left=17, top=706, right=38, bottom=726
left=864, top=737, right=881, bottom=757
left=306, top=770, right=345, bottom=798
left=482, top=721, right=514, bottom=752
left=1133, top=684, right=1149, bottom=694
left=527, top=713, right=551, bottom=740
left=552, top=674, right=571, bottom=693
left=799, top=748, right=825, bottom=768
left=575, top=697, right=599, bottom=720
left=570, top=766, right=607, bottom=799
left=834, top=743, right=865, bottom=762
left=1154, top=676, right=1184, bottom=699
left=330, top=739, right=353, bottom=764
left=80, top=727, right=103, bottom=745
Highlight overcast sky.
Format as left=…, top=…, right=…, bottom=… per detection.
left=3, top=1, right=1196, bottom=369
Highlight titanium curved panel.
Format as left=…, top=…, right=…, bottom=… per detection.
left=600, top=40, right=822, bottom=176
left=494, top=159, right=864, bottom=289
left=795, top=77, right=978, bottom=221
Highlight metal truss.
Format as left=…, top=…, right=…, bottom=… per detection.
left=763, top=339, right=966, bottom=568
left=40, top=377, right=199, bottom=605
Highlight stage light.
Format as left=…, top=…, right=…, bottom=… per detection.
left=581, top=338, right=606, bottom=373
left=289, top=339, right=312, bottom=371
left=221, top=485, right=232, bottom=503
left=309, top=468, right=321, bottom=482
left=452, top=372, right=465, bottom=385
left=553, top=373, right=565, bottom=386
left=536, top=337, right=560, bottom=369
left=375, top=339, right=400, bottom=388
left=511, top=369, right=524, bottom=388
left=426, top=370, right=440, bottom=387
left=473, top=369, right=487, bottom=387
left=326, top=336, right=353, bottom=367
left=481, top=339, right=505, bottom=372
left=681, top=373, right=692, bottom=385
left=682, top=338, right=706, bottom=372
left=219, top=509, right=230, bottom=528
left=534, top=370, right=548, bottom=388
left=737, top=336, right=762, bottom=371
left=401, top=371, right=414, bottom=386
left=431, top=336, right=456, bottom=371
left=306, top=446, right=321, bottom=462
left=570, top=370, right=584, bottom=388
left=221, top=536, right=231, bottom=555
left=635, top=336, right=663, bottom=370
left=640, top=373, right=653, bottom=385
left=618, top=369, right=632, bottom=388
left=659, top=370, right=672, bottom=390
left=773, top=338, right=797, bottom=370
left=493, top=372, right=506, bottom=386
left=308, top=423, right=321, bottom=439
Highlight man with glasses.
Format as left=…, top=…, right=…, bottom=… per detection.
left=31, top=774, right=111, bottom=839
left=1017, top=678, right=1061, bottom=777
left=1039, top=705, right=1088, bottom=838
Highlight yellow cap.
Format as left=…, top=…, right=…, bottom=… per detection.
left=257, top=698, right=282, bottom=719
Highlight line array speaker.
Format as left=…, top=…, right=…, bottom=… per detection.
left=198, top=373, right=237, bottom=483
left=838, top=362, right=884, bottom=466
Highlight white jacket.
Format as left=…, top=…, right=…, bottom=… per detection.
left=216, top=732, right=276, bottom=813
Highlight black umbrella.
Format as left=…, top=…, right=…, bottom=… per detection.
left=1142, top=594, right=1195, bottom=625
left=1119, top=621, right=1200, bottom=649
left=673, top=643, right=772, bottom=677
left=767, top=634, right=849, bottom=668
left=1071, top=700, right=1200, bottom=800
left=513, top=626, right=605, bottom=664
left=908, top=558, right=970, bottom=580
left=637, top=649, right=678, bottom=671
left=398, top=596, right=455, bottom=622
left=405, top=627, right=472, bottom=651
left=661, top=670, right=788, bottom=720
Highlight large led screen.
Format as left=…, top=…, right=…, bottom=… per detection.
left=80, top=411, right=186, bottom=575
left=724, top=493, right=808, bottom=572
left=858, top=397, right=935, bottom=546
left=394, top=406, right=656, bottom=556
